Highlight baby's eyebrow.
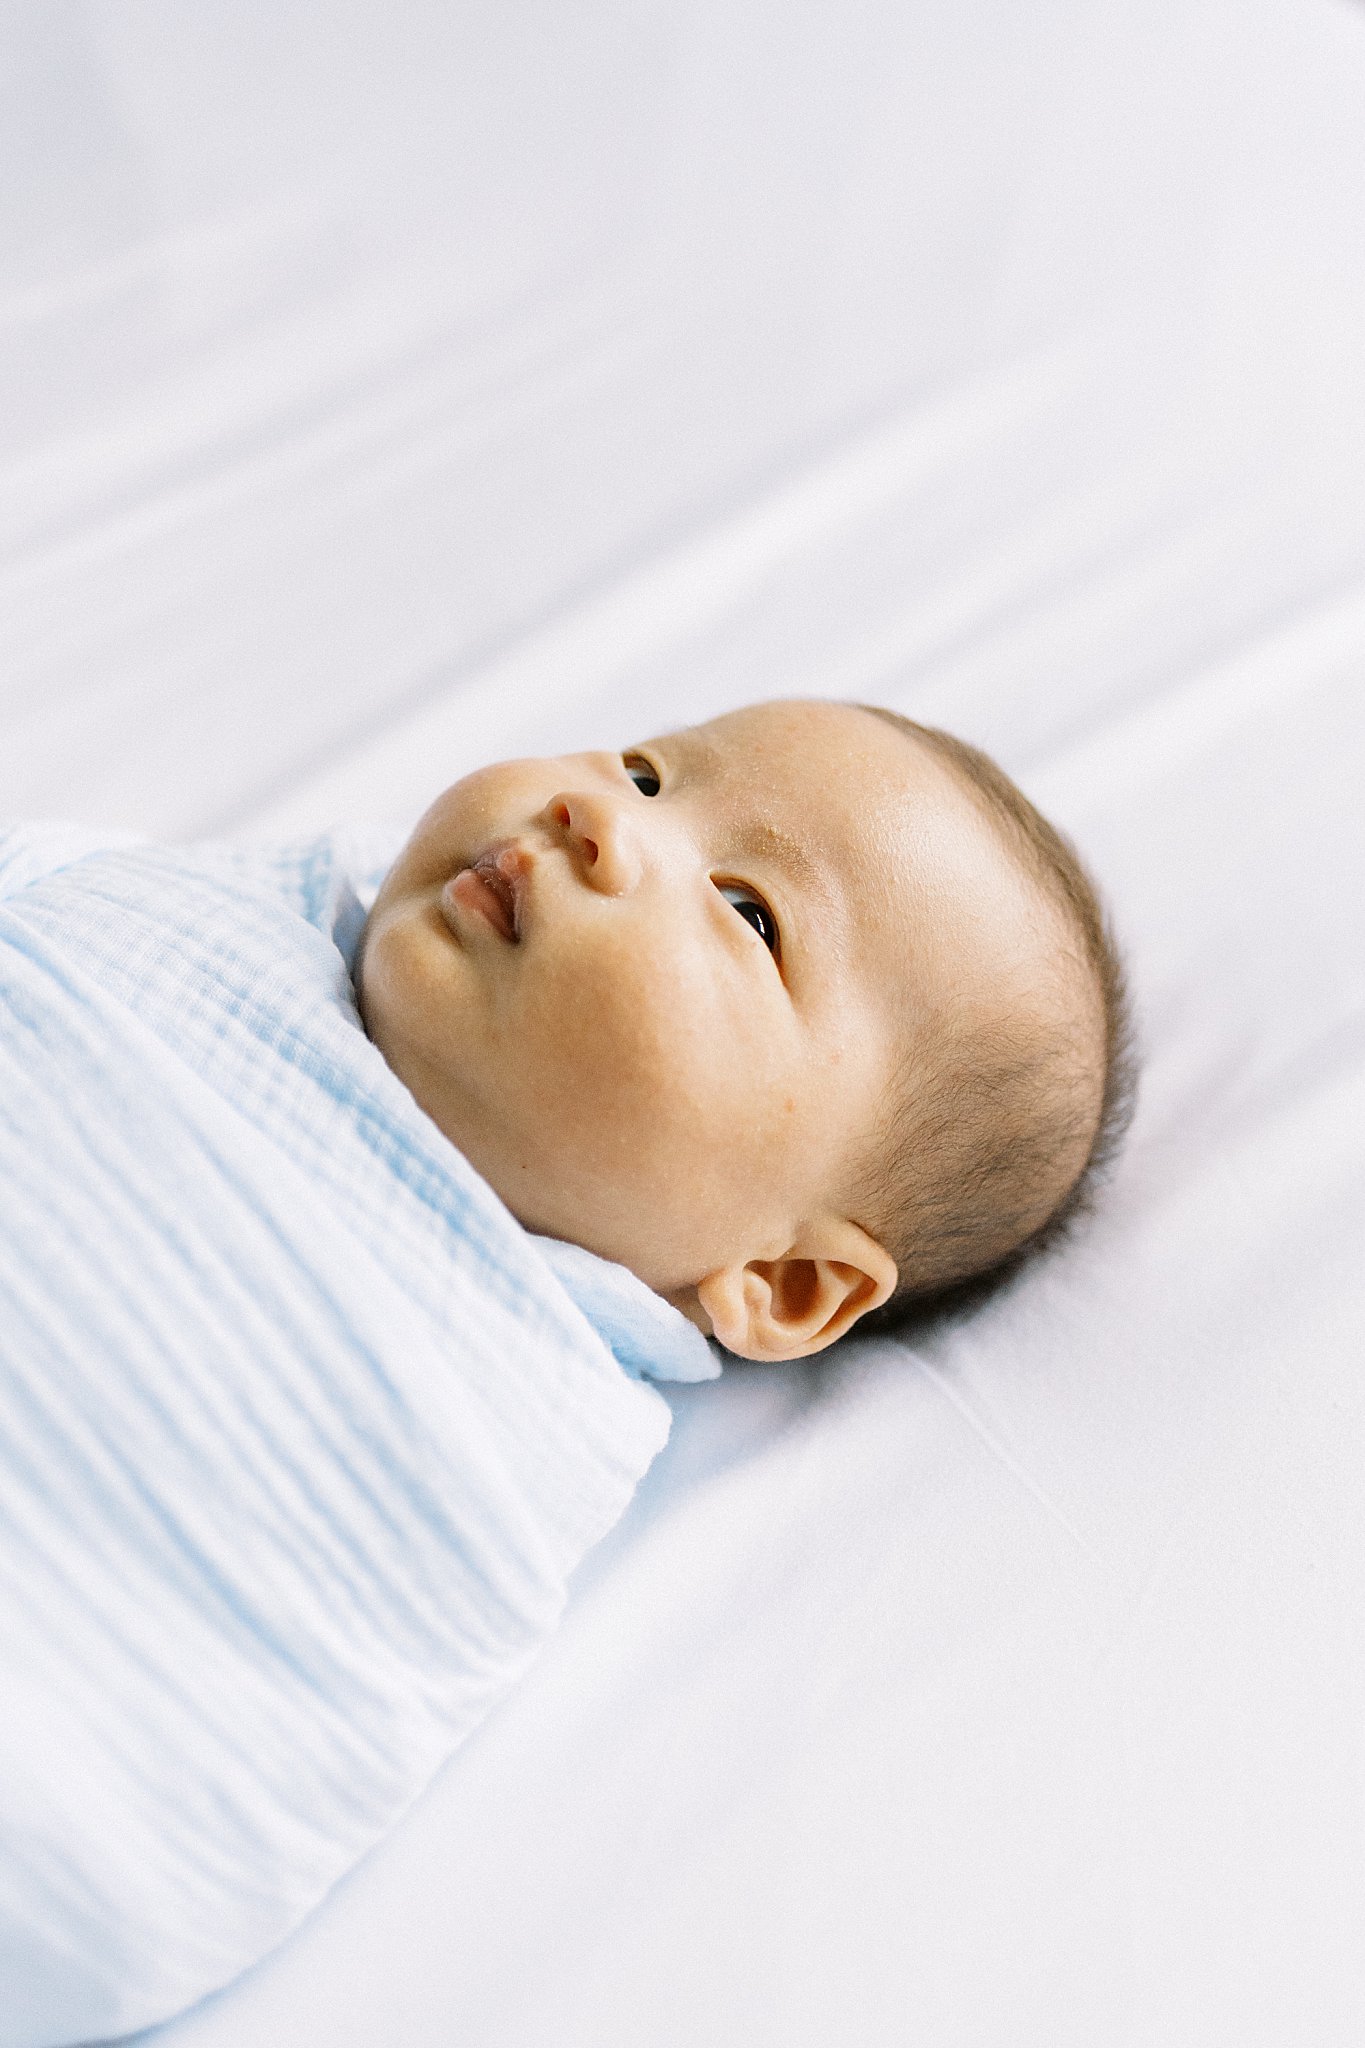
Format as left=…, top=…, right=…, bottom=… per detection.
left=733, top=818, right=831, bottom=903
left=667, top=728, right=836, bottom=905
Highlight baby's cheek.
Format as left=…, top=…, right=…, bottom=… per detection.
left=523, top=945, right=723, bottom=1177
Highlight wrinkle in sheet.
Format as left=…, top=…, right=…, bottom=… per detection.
left=912, top=1353, right=1106, bottom=1566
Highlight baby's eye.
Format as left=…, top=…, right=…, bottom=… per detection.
left=622, top=753, right=660, bottom=797
left=717, top=881, right=779, bottom=956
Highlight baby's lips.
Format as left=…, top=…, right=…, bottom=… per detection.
left=448, top=840, right=532, bottom=943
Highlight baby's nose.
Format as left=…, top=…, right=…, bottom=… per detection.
left=544, top=790, right=642, bottom=896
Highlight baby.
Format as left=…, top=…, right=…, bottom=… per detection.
left=0, top=696, right=1134, bottom=2040
left=356, top=697, right=1135, bottom=1361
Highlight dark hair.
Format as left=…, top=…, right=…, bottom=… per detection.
left=853, top=707, right=1138, bottom=1333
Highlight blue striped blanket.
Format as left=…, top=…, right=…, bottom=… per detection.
left=0, top=824, right=716, bottom=2048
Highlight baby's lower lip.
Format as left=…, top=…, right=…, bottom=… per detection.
left=441, top=866, right=518, bottom=942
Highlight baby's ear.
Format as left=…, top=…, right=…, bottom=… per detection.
left=695, top=1222, right=896, bottom=1361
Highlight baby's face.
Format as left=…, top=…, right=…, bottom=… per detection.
left=356, top=699, right=1052, bottom=1325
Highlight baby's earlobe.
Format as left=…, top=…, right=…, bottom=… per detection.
left=692, top=1265, right=765, bottom=1357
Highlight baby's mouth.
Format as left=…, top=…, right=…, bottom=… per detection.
left=444, top=846, right=526, bottom=943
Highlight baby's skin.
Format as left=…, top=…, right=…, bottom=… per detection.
left=355, top=699, right=1076, bottom=1359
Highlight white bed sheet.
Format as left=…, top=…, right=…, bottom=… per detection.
left=2, top=2, right=1364, bottom=2042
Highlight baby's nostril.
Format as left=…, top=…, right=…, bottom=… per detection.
left=582, top=836, right=599, bottom=865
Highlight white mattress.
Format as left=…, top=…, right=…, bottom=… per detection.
left=3, top=2, right=1364, bottom=2042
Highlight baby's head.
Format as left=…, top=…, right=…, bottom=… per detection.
left=356, top=700, right=1134, bottom=1359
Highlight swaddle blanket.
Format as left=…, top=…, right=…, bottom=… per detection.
left=0, top=823, right=716, bottom=2048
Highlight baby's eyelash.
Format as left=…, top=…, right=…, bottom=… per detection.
left=716, top=881, right=780, bottom=957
